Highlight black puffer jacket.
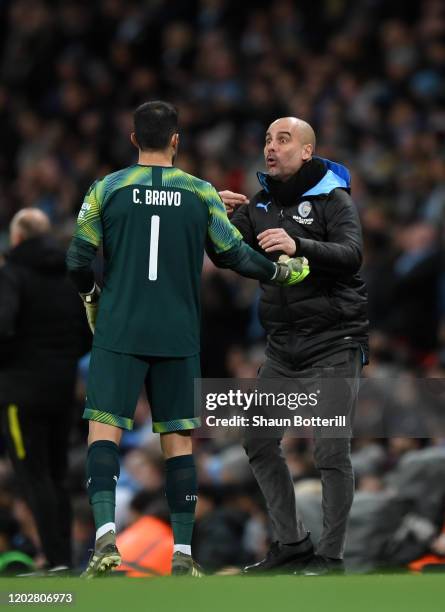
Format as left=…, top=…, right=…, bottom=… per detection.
left=0, top=235, right=90, bottom=407
left=230, top=157, right=369, bottom=367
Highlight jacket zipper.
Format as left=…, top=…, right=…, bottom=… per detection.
left=277, top=207, right=290, bottom=323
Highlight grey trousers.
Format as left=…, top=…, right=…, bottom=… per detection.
left=243, top=348, right=362, bottom=559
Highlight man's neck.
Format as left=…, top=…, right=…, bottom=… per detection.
left=137, top=151, right=173, bottom=167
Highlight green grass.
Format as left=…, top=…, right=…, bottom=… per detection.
left=2, top=574, right=444, bottom=612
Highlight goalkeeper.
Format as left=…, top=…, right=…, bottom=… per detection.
left=66, top=101, right=310, bottom=578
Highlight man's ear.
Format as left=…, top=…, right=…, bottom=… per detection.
left=171, top=133, right=179, bottom=149
left=10, top=228, right=23, bottom=248
left=302, top=143, right=313, bottom=161
left=130, top=132, right=139, bottom=149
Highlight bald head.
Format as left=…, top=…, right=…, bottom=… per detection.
left=269, top=117, right=316, bottom=148
left=264, top=117, right=316, bottom=180
left=10, top=208, right=51, bottom=248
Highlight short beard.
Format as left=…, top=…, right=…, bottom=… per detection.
left=268, top=167, right=288, bottom=181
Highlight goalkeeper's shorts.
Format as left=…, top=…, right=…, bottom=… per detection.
left=83, top=346, right=201, bottom=432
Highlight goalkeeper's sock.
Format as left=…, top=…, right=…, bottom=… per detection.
left=174, top=544, right=191, bottom=555
left=165, top=454, right=197, bottom=553
left=96, top=522, right=116, bottom=541
left=86, top=440, right=120, bottom=542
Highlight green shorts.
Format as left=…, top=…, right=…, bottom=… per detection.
left=83, top=347, right=201, bottom=432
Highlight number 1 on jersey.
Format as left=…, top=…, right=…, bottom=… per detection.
left=148, top=215, right=160, bottom=281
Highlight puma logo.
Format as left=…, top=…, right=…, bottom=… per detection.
left=256, top=201, right=271, bottom=212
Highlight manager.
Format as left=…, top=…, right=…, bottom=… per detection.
left=219, top=117, right=369, bottom=575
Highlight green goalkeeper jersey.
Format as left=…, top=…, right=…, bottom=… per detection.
left=67, top=164, right=249, bottom=357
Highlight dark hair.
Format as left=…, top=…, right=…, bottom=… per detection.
left=133, top=101, right=178, bottom=150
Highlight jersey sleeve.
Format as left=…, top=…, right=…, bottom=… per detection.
left=204, top=184, right=243, bottom=254
left=73, top=179, right=105, bottom=247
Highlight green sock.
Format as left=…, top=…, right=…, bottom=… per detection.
left=165, top=455, right=197, bottom=547
left=86, top=440, right=120, bottom=535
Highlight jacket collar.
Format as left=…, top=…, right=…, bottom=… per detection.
left=257, top=157, right=351, bottom=197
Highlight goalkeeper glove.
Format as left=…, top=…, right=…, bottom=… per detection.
left=272, top=255, right=310, bottom=286
left=79, top=283, right=101, bottom=333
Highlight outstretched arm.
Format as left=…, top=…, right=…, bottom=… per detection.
left=205, top=185, right=309, bottom=285
left=218, top=190, right=257, bottom=248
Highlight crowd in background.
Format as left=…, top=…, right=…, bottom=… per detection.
left=1, top=0, right=445, bottom=573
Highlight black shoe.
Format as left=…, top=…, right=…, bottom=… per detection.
left=243, top=534, right=314, bottom=575
left=301, top=554, right=345, bottom=576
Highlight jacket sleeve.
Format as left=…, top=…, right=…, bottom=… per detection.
left=296, top=189, right=363, bottom=273
left=0, top=266, right=20, bottom=338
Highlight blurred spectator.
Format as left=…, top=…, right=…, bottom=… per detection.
left=0, top=208, right=90, bottom=569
